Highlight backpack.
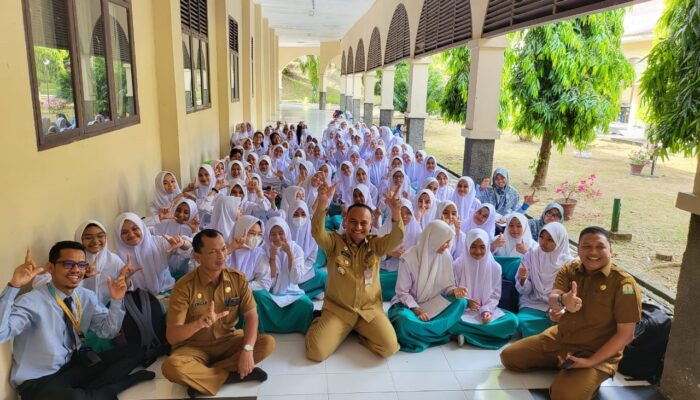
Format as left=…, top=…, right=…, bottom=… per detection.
left=618, top=301, right=672, bottom=383
left=120, top=289, right=171, bottom=367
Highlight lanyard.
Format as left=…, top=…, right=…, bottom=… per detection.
left=48, top=284, right=85, bottom=342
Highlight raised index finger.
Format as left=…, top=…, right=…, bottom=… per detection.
left=25, top=248, right=32, bottom=264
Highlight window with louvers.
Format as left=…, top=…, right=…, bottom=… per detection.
left=346, top=47, right=354, bottom=76
left=229, top=17, right=239, bottom=102
left=354, top=39, right=365, bottom=73
left=415, top=0, right=472, bottom=57
left=341, top=51, right=346, bottom=75
left=181, top=0, right=209, bottom=111
left=366, top=27, right=382, bottom=71
left=384, top=4, right=411, bottom=65
left=181, top=0, right=208, bottom=39
left=482, top=0, right=630, bottom=37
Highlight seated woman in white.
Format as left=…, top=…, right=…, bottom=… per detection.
left=149, top=171, right=184, bottom=220
left=450, top=228, right=519, bottom=349
left=435, top=200, right=467, bottom=261
left=154, top=198, right=200, bottom=278
left=463, top=203, right=497, bottom=242
left=226, top=215, right=272, bottom=291
left=414, top=189, right=438, bottom=230
left=254, top=217, right=314, bottom=333
left=450, top=176, right=481, bottom=233
left=435, top=169, right=454, bottom=201
left=114, top=212, right=192, bottom=294
left=288, top=200, right=327, bottom=299
left=493, top=213, right=538, bottom=257
left=388, top=220, right=468, bottom=353
left=182, top=164, right=220, bottom=227
left=515, top=222, right=573, bottom=338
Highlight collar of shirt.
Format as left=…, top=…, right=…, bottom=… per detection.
left=573, top=260, right=612, bottom=277
left=195, top=266, right=232, bottom=288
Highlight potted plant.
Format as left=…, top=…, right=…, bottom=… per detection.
left=554, top=174, right=603, bottom=220
left=628, top=147, right=652, bottom=175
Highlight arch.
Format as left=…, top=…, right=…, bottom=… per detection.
left=341, top=50, right=346, bottom=75
left=92, top=15, right=131, bottom=62
left=346, top=46, right=354, bottom=75
left=384, top=3, right=411, bottom=65
left=366, top=27, right=382, bottom=71
left=277, top=46, right=320, bottom=71
left=414, top=0, right=472, bottom=57
left=354, top=39, right=365, bottom=73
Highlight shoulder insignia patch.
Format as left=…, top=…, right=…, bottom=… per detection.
left=622, top=283, right=635, bottom=295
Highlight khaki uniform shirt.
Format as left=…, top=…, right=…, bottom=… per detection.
left=542, top=259, right=642, bottom=375
left=167, top=267, right=256, bottom=349
left=311, top=208, right=404, bottom=324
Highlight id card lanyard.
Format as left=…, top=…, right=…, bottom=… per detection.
left=48, top=284, right=85, bottom=343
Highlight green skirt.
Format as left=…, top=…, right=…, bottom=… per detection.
left=253, top=290, right=314, bottom=334
left=449, top=308, right=519, bottom=350
left=389, top=297, right=467, bottom=353
left=84, top=331, right=115, bottom=353
left=325, top=215, right=343, bottom=231
left=380, top=269, right=398, bottom=302
left=300, top=249, right=328, bottom=299
left=516, top=307, right=552, bottom=338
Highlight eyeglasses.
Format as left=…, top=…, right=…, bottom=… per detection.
left=82, top=233, right=106, bottom=241
left=55, top=260, right=90, bottom=270
left=545, top=210, right=562, bottom=218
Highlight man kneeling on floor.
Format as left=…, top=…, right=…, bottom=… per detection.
left=500, top=226, right=642, bottom=400
left=1, top=241, right=153, bottom=400
left=162, top=229, right=275, bottom=397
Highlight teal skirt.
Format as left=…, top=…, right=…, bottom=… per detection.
left=449, top=308, right=519, bottom=350
left=253, top=290, right=314, bottom=334
left=389, top=297, right=467, bottom=353
left=300, top=249, right=328, bottom=299
left=380, top=269, right=398, bottom=302
left=84, top=331, right=115, bottom=353
left=516, top=307, right=552, bottom=338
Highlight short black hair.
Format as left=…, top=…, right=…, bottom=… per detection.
left=49, top=241, right=86, bottom=263
left=193, top=229, right=223, bottom=253
left=579, top=226, right=610, bottom=243
left=346, top=203, right=373, bottom=217
left=229, top=147, right=243, bottom=158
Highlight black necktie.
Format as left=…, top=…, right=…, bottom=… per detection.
left=63, top=296, right=76, bottom=349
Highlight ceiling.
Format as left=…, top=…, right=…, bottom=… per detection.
left=254, top=0, right=376, bottom=47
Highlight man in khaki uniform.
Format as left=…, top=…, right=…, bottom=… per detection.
left=501, top=226, right=642, bottom=400
left=162, top=229, right=275, bottom=397
left=305, top=183, right=404, bottom=361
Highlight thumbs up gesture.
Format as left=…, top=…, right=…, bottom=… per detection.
left=517, top=262, right=528, bottom=285
left=516, top=239, right=528, bottom=255
left=10, top=248, right=45, bottom=288
left=561, top=281, right=582, bottom=313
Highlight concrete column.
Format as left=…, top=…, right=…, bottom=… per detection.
left=339, top=74, right=347, bottom=110
left=405, top=58, right=430, bottom=150
left=363, top=72, right=377, bottom=125
left=352, top=73, right=363, bottom=122
left=661, top=156, right=700, bottom=400
left=319, top=72, right=328, bottom=110
left=380, top=66, right=395, bottom=127
left=461, top=38, right=507, bottom=182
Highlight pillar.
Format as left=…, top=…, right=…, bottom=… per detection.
left=363, top=71, right=377, bottom=125
left=405, top=58, right=430, bottom=150
left=379, top=66, right=395, bottom=127
left=661, top=156, right=700, bottom=400
left=352, top=73, right=362, bottom=122
left=461, top=38, right=507, bottom=182
left=319, top=72, right=328, bottom=110
left=339, top=74, right=347, bottom=110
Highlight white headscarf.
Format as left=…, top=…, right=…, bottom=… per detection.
left=227, top=160, right=247, bottom=182
left=451, top=176, right=479, bottom=230
left=415, top=189, right=438, bottom=229
left=351, top=183, right=376, bottom=209
left=281, top=186, right=305, bottom=214
left=435, top=169, right=454, bottom=202
left=74, top=220, right=124, bottom=305
left=496, top=213, right=538, bottom=257
left=229, top=215, right=265, bottom=278
left=454, top=228, right=502, bottom=315
left=524, top=222, right=573, bottom=295
left=257, top=155, right=275, bottom=178
left=287, top=200, right=317, bottom=258
left=264, top=217, right=305, bottom=295
left=210, top=196, right=242, bottom=242
left=379, top=198, right=422, bottom=250
left=195, top=164, right=216, bottom=199
left=336, top=161, right=355, bottom=204
left=151, top=171, right=181, bottom=212
left=463, top=203, right=497, bottom=240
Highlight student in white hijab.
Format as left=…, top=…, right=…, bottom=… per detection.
left=226, top=160, right=247, bottom=184
left=208, top=196, right=242, bottom=243
left=287, top=200, right=325, bottom=297
left=463, top=203, right=497, bottom=241
left=185, top=164, right=219, bottom=227
left=388, top=220, right=468, bottom=353
left=494, top=213, right=538, bottom=257
left=257, top=155, right=284, bottom=192
left=335, top=161, right=355, bottom=206
left=253, top=217, right=314, bottom=333
left=435, top=200, right=467, bottom=261
left=280, top=186, right=305, bottom=219
left=114, top=212, right=192, bottom=294
left=75, top=220, right=126, bottom=306
left=368, top=146, right=388, bottom=187
left=378, top=168, right=412, bottom=209
left=226, top=215, right=272, bottom=291
left=435, top=169, right=454, bottom=202
left=450, top=228, right=519, bottom=349
left=353, top=164, right=379, bottom=205
left=378, top=198, right=422, bottom=301
left=414, top=189, right=438, bottom=230
left=154, top=198, right=199, bottom=278
left=515, top=222, right=573, bottom=338
left=149, top=171, right=183, bottom=218
left=450, top=177, right=481, bottom=231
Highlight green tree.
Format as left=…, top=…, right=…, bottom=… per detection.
left=298, top=55, right=320, bottom=101
left=640, top=0, right=700, bottom=158
left=393, top=62, right=409, bottom=112
left=438, top=47, right=471, bottom=123
left=508, top=10, right=634, bottom=187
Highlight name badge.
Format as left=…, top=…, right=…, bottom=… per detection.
left=193, top=299, right=208, bottom=307
left=364, top=268, right=373, bottom=285
left=225, top=297, right=241, bottom=307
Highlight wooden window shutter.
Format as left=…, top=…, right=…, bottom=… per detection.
left=354, top=39, right=365, bottom=73
left=415, top=0, right=472, bottom=57
left=346, top=47, right=354, bottom=75
left=384, top=4, right=410, bottom=65
left=30, top=0, right=71, bottom=50
left=181, top=0, right=208, bottom=38
left=229, top=17, right=239, bottom=52
left=341, top=51, right=346, bottom=75
left=366, top=27, right=382, bottom=71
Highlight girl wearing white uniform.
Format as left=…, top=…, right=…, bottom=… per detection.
left=226, top=215, right=272, bottom=291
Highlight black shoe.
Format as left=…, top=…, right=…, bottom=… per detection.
left=312, top=309, right=322, bottom=319
left=186, top=386, right=201, bottom=398
left=225, top=367, right=268, bottom=384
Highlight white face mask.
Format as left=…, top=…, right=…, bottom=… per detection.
left=245, top=235, right=262, bottom=248
left=291, top=216, right=307, bottom=227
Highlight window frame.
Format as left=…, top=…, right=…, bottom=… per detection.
left=181, top=0, right=210, bottom=113
left=22, top=0, right=140, bottom=151
left=229, top=16, right=239, bottom=103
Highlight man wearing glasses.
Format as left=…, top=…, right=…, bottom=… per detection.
left=0, top=241, right=155, bottom=400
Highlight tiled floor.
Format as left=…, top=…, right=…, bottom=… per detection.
left=119, top=306, right=651, bottom=399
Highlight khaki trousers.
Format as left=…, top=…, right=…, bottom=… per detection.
left=162, top=334, right=275, bottom=395
left=500, top=333, right=610, bottom=400
left=305, top=310, right=399, bottom=362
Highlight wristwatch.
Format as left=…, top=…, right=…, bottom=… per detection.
left=557, top=294, right=564, bottom=308
left=243, top=344, right=254, bottom=352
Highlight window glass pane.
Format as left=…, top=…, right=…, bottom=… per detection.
left=201, top=41, right=209, bottom=105
left=108, top=4, right=136, bottom=119
left=75, top=0, right=110, bottom=126
left=29, top=0, right=77, bottom=135
left=193, top=39, right=202, bottom=106
left=183, top=33, right=192, bottom=109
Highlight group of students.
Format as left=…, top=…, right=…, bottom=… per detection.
left=0, top=117, right=642, bottom=400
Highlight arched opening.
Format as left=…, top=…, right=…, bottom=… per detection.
left=281, top=55, right=340, bottom=106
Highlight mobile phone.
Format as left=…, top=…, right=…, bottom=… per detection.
left=560, top=351, right=586, bottom=369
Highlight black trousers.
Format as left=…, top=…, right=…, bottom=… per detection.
left=17, top=346, right=143, bottom=400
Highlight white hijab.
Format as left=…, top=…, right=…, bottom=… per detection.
left=463, top=203, right=497, bottom=240
left=229, top=215, right=265, bottom=278
left=210, top=196, right=242, bottom=242
left=287, top=200, right=317, bottom=258
left=264, top=217, right=305, bottom=296
left=451, top=176, right=479, bottom=230
left=152, top=171, right=181, bottom=211
left=496, top=213, right=538, bottom=257
left=379, top=198, right=422, bottom=249
left=524, top=222, right=573, bottom=294
left=415, top=189, right=438, bottom=229
left=454, top=229, right=502, bottom=314
left=74, top=220, right=124, bottom=305
left=351, top=183, right=376, bottom=209
left=195, top=164, right=216, bottom=199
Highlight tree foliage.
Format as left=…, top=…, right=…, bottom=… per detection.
left=640, top=0, right=700, bottom=158
left=507, top=10, right=634, bottom=186
left=298, top=55, right=320, bottom=101
left=389, top=60, right=444, bottom=115
left=439, top=47, right=471, bottom=124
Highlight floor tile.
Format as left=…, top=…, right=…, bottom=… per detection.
left=391, top=371, right=462, bottom=392
left=388, top=346, right=451, bottom=372
left=261, top=340, right=326, bottom=375
left=209, top=381, right=263, bottom=397
left=324, top=339, right=390, bottom=373
left=118, top=378, right=187, bottom=399
left=518, top=370, right=558, bottom=389
left=258, top=373, right=328, bottom=395
left=454, top=369, right=525, bottom=390
left=330, top=393, right=399, bottom=400
left=397, top=390, right=468, bottom=400
left=327, top=372, right=395, bottom=393
left=442, top=343, right=504, bottom=371
left=467, top=389, right=535, bottom=400
left=259, top=395, right=328, bottom=400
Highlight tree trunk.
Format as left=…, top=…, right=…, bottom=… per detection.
left=531, top=130, right=553, bottom=188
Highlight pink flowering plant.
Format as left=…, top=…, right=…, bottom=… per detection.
left=555, top=174, right=603, bottom=203
left=628, top=147, right=653, bottom=166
